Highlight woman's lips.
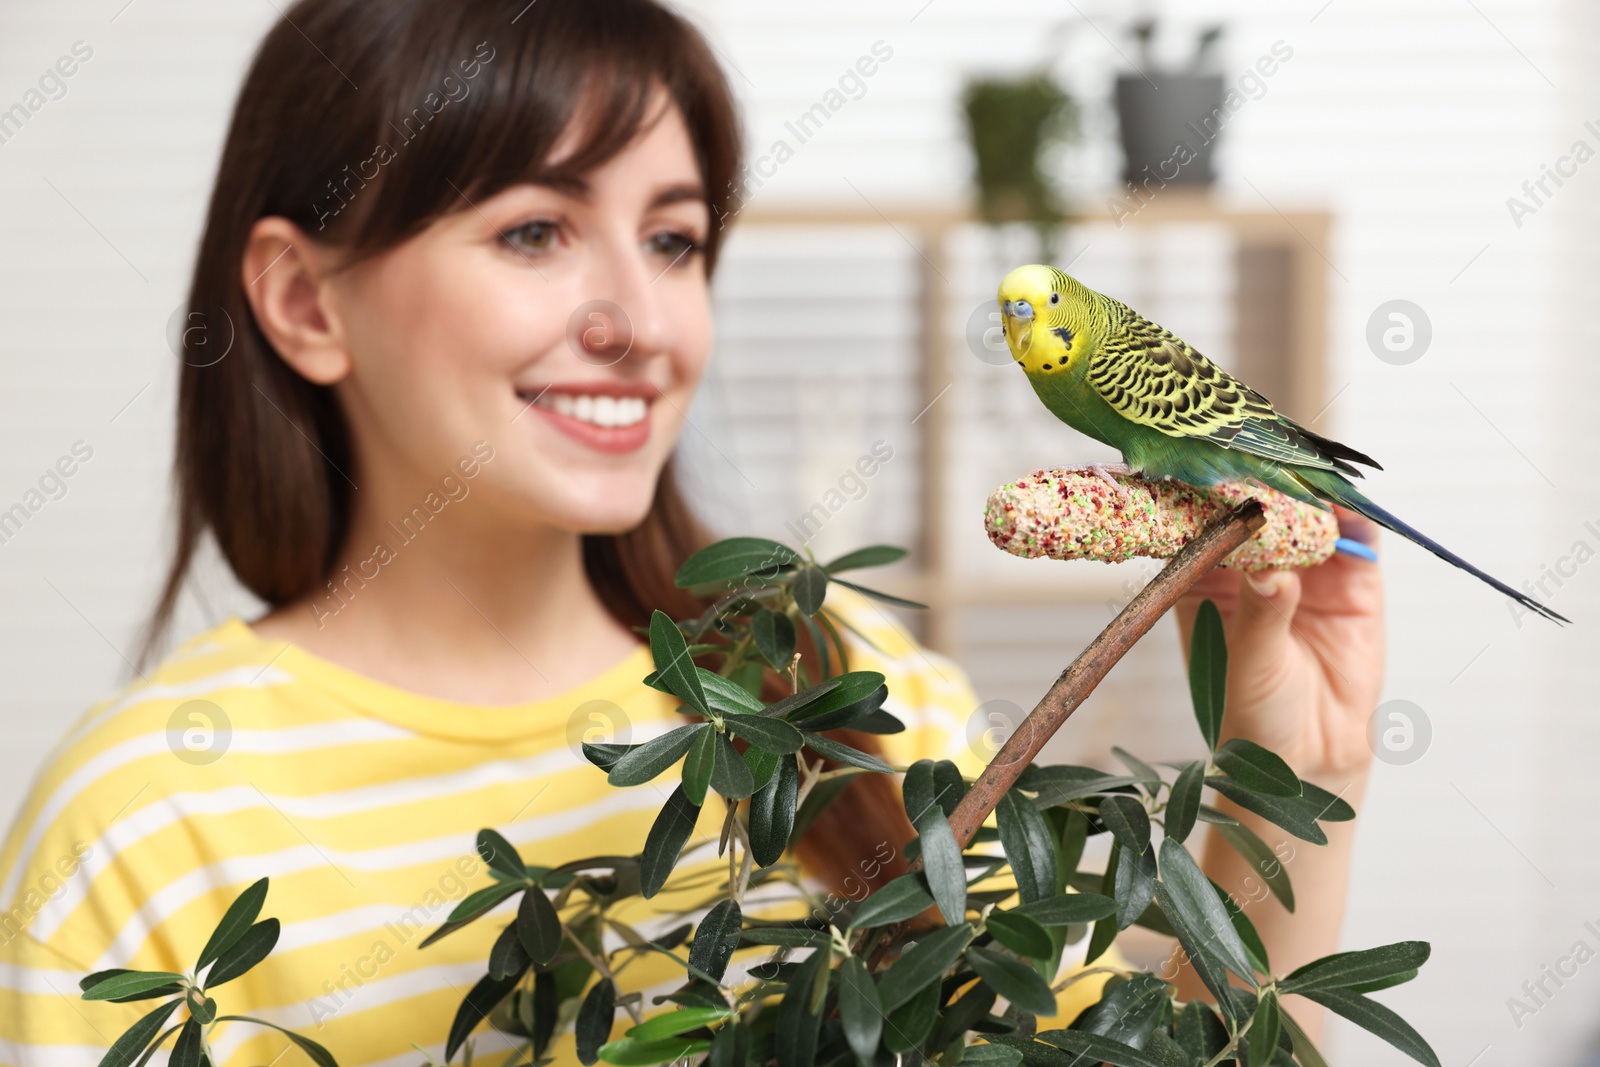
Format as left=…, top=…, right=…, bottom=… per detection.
left=517, top=385, right=654, bottom=454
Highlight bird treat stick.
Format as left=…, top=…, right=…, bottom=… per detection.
left=984, top=466, right=1339, bottom=572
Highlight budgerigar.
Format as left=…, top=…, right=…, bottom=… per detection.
left=996, top=263, right=1568, bottom=624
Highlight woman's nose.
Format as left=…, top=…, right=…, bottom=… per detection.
left=575, top=245, right=674, bottom=366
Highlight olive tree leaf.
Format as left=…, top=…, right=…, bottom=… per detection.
left=195, top=877, right=269, bottom=973
left=1035, top=1029, right=1175, bottom=1067
left=784, top=672, right=886, bottom=724
left=915, top=807, right=966, bottom=926
left=748, top=754, right=799, bottom=867
left=1099, top=795, right=1151, bottom=857
left=204, top=919, right=279, bottom=988
left=675, top=537, right=796, bottom=587
left=1156, top=839, right=1255, bottom=984
left=960, top=1044, right=1023, bottom=1067
left=984, top=909, right=1054, bottom=959
left=801, top=733, right=893, bottom=773
left=1188, top=599, right=1226, bottom=751
left=422, top=880, right=523, bottom=948
left=681, top=726, right=716, bottom=806
left=775, top=945, right=828, bottom=1067
left=903, top=759, right=937, bottom=824
left=627, top=1005, right=733, bottom=1043
left=687, top=899, right=742, bottom=981
left=1300, top=988, right=1441, bottom=1067
left=1208, top=817, right=1295, bottom=912
left=1205, top=777, right=1328, bottom=845
left=517, top=886, right=563, bottom=966
left=1301, top=780, right=1357, bottom=821
left=608, top=723, right=709, bottom=788
left=1164, top=761, right=1204, bottom=844
left=709, top=734, right=756, bottom=800
left=1111, top=747, right=1163, bottom=792
left=723, top=713, right=803, bottom=754
left=92, top=998, right=182, bottom=1067
left=1279, top=941, right=1431, bottom=996
left=883, top=980, right=940, bottom=1053
left=752, top=608, right=797, bottom=670
left=446, top=972, right=522, bottom=1060
left=793, top=565, right=828, bottom=616
left=698, top=670, right=766, bottom=716
left=874, top=922, right=973, bottom=1012
left=1113, top=838, right=1157, bottom=930
left=647, top=610, right=709, bottom=713
left=599, top=1036, right=713, bottom=1066
left=824, top=545, right=908, bottom=573
left=575, top=978, right=617, bottom=1066
left=839, top=955, right=884, bottom=1066
left=848, top=872, right=935, bottom=932
left=213, top=1015, right=339, bottom=1067
left=828, top=577, right=928, bottom=610
left=1214, top=738, right=1302, bottom=797
left=476, top=828, right=530, bottom=883
left=1015, top=892, right=1116, bottom=927
left=966, top=946, right=1057, bottom=1016
left=1279, top=1007, right=1332, bottom=1067
left=488, top=922, right=531, bottom=981
left=996, top=787, right=1058, bottom=904
left=169, top=1021, right=202, bottom=1067
left=640, top=784, right=701, bottom=899
left=81, top=972, right=188, bottom=1003
left=1246, top=991, right=1281, bottom=1067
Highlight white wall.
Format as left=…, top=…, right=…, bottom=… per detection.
left=1, top=0, right=1596, bottom=1062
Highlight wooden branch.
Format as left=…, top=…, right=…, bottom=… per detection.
left=946, top=499, right=1265, bottom=848
left=858, top=500, right=1267, bottom=966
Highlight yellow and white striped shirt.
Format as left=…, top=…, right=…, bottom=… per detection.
left=0, top=588, right=1109, bottom=1066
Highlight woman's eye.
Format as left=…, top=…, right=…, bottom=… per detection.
left=502, top=219, right=559, bottom=253
left=646, top=231, right=702, bottom=262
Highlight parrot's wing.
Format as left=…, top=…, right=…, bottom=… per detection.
left=1088, top=299, right=1378, bottom=475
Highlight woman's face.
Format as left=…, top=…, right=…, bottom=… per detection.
left=323, top=98, right=713, bottom=535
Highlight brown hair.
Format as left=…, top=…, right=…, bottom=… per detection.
left=144, top=0, right=911, bottom=895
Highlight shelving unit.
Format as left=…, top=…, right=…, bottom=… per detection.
left=722, top=192, right=1333, bottom=662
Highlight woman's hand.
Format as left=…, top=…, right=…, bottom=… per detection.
left=1173, top=506, right=1385, bottom=781
left=1170, top=506, right=1386, bottom=1036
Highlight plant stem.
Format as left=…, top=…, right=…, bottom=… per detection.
left=568, top=928, right=644, bottom=1025
left=860, top=501, right=1264, bottom=962
left=944, top=500, right=1264, bottom=849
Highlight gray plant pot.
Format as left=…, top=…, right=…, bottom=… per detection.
left=1113, top=72, right=1226, bottom=187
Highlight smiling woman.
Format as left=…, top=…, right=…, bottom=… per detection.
left=0, top=0, right=1010, bottom=1063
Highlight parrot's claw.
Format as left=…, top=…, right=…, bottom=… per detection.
left=1087, top=463, right=1133, bottom=504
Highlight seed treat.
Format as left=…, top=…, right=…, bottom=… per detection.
left=984, top=467, right=1339, bottom=572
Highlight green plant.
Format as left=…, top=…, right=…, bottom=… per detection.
left=961, top=75, right=1077, bottom=258
left=79, top=877, right=338, bottom=1067
left=85, top=526, right=1439, bottom=1067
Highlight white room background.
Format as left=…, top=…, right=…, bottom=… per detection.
left=1, top=1, right=1595, bottom=1063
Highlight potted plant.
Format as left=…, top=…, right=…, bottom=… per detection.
left=84, top=502, right=1441, bottom=1067
left=1113, top=21, right=1227, bottom=188
left=961, top=74, right=1077, bottom=261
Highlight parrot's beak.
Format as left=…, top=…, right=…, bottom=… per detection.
left=1001, top=300, right=1033, bottom=355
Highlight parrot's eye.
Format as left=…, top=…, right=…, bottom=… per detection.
left=1049, top=292, right=1060, bottom=306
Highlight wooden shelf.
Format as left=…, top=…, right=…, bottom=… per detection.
left=736, top=193, right=1333, bottom=657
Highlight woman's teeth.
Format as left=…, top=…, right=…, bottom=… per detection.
left=529, top=392, right=649, bottom=428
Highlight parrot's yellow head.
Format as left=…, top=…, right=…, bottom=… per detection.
left=996, top=264, right=1099, bottom=378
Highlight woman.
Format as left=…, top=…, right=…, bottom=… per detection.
left=0, top=0, right=1383, bottom=1062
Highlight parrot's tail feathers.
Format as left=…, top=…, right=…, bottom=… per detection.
left=1284, top=419, right=1384, bottom=475
left=1299, top=473, right=1571, bottom=626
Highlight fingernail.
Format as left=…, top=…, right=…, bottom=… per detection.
left=1246, top=573, right=1280, bottom=598
left=1334, top=537, right=1378, bottom=563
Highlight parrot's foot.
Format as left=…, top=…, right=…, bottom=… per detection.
left=1087, top=463, right=1133, bottom=503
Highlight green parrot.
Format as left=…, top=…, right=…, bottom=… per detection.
left=996, top=263, right=1567, bottom=624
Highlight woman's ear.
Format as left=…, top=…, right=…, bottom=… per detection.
left=240, top=217, right=351, bottom=385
